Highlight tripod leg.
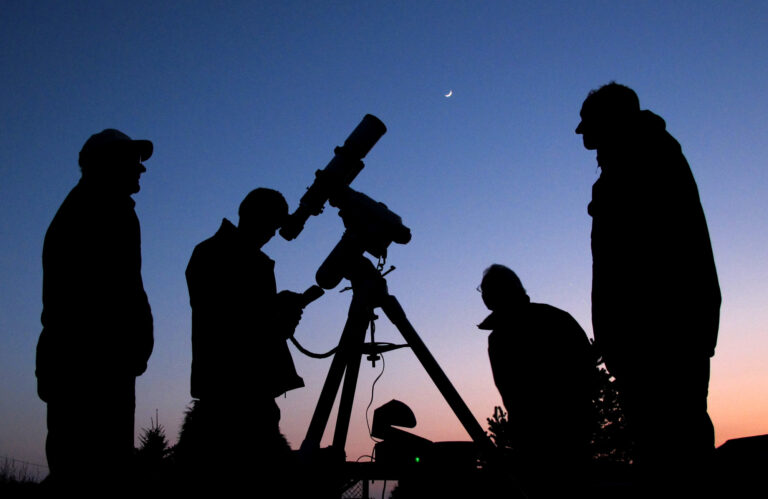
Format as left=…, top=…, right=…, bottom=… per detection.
left=332, top=311, right=368, bottom=451
left=302, top=293, right=372, bottom=451
left=380, top=294, right=493, bottom=451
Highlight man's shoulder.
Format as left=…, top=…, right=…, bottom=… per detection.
left=187, top=220, right=235, bottom=271
left=49, top=184, right=86, bottom=219
left=49, top=183, right=139, bottom=227
left=186, top=220, right=274, bottom=275
left=192, top=219, right=237, bottom=251
left=45, top=183, right=104, bottom=241
left=528, top=302, right=573, bottom=320
left=529, top=303, right=589, bottom=340
left=634, top=111, right=686, bottom=161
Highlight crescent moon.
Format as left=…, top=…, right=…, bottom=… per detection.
left=445, top=90, right=453, bottom=97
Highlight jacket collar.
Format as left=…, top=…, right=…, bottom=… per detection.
left=477, top=311, right=498, bottom=331
left=75, top=179, right=136, bottom=208
left=478, top=301, right=531, bottom=331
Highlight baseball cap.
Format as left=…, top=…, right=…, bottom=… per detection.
left=79, top=129, right=153, bottom=167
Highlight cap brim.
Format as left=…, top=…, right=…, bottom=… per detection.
left=133, top=140, right=153, bottom=161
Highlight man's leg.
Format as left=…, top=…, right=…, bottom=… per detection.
left=612, top=355, right=713, bottom=496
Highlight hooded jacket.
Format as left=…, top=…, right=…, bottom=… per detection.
left=589, top=110, right=721, bottom=359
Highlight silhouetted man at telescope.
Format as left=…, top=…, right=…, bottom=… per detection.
left=36, top=129, right=154, bottom=490
left=185, top=187, right=305, bottom=493
left=577, top=82, right=721, bottom=490
left=478, top=264, right=595, bottom=498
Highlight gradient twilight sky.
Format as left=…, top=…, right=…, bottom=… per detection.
left=2, top=1, right=768, bottom=472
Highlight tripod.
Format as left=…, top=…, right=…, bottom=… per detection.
left=300, top=255, right=493, bottom=455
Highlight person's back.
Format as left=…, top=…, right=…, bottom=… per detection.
left=484, top=302, right=595, bottom=459
left=588, top=108, right=720, bottom=362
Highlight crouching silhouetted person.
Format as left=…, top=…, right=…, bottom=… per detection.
left=478, top=264, right=596, bottom=498
left=36, top=129, right=154, bottom=492
left=184, top=188, right=305, bottom=494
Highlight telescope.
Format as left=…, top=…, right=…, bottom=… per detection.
left=279, top=113, right=411, bottom=290
left=280, top=114, right=388, bottom=241
left=287, top=115, right=493, bottom=462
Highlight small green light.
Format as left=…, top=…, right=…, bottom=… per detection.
left=414, top=457, right=420, bottom=463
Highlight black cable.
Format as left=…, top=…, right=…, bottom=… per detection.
left=366, top=353, right=386, bottom=445
left=289, top=336, right=338, bottom=359
left=291, top=336, right=407, bottom=360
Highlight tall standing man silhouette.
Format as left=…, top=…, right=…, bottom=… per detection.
left=36, top=129, right=154, bottom=490
left=576, top=83, right=721, bottom=490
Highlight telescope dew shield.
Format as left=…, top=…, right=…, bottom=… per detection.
left=342, top=114, right=387, bottom=160
left=280, top=114, right=387, bottom=241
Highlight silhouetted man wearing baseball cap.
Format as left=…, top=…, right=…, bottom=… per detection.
left=577, top=83, right=721, bottom=495
left=36, top=129, right=154, bottom=491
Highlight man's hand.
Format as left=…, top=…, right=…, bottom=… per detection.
left=275, top=290, right=304, bottom=338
